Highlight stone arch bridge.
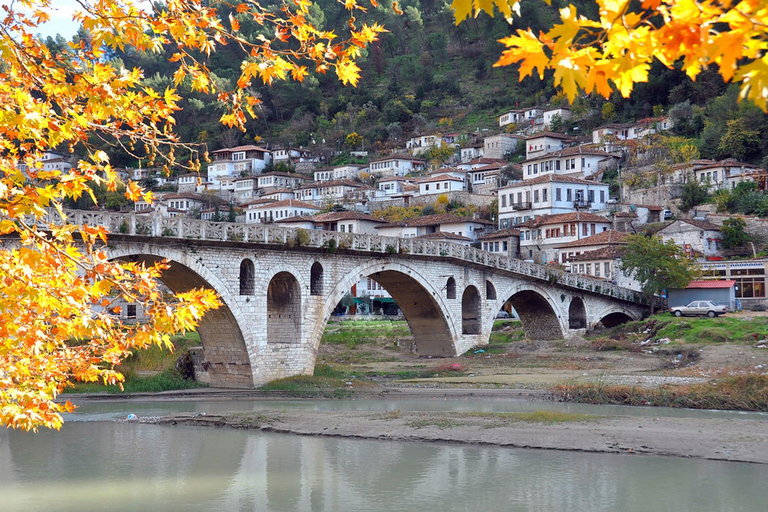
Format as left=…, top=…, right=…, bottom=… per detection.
left=50, top=210, right=651, bottom=388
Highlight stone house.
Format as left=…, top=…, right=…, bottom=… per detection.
left=483, top=134, right=523, bottom=160
left=657, top=219, right=723, bottom=260
left=542, top=107, right=571, bottom=129
left=477, top=228, right=521, bottom=258
left=460, top=144, right=484, bottom=163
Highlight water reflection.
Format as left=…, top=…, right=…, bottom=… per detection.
left=2, top=421, right=766, bottom=512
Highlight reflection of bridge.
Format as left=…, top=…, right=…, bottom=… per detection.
left=51, top=210, right=650, bottom=388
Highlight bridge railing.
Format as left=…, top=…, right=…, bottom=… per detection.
left=45, top=209, right=652, bottom=306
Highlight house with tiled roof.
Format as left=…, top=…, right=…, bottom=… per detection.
left=497, top=174, right=610, bottom=229
left=376, top=177, right=416, bottom=198
left=542, top=107, right=571, bottom=130
left=657, top=219, right=723, bottom=260
left=294, top=179, right=362, bottom=204
left=310, top=211, right=388, bottom=234
left=417, top=175, right=466, bottom=196
left=368, top=154, right=426, bottom=177
left=414, top=231, right=473, bottom=245
left=524, top=132, right=574, bottom=159
left=521, top=146, right=619, bottom=181
left=208, top=145, right=272, bottom=182
left=570, top=246, right=641, bottom=290
left=483, top=133, right=524, bottom=160
left=261, top=188, right=295, bottom=201
left=555, top=229, right=628, bottom=269
left=375, top=213, right=493, bottom=240
left=477, top=228, right=521, bottom=257
left=692, top=160, right=764, bottom=192
left=256, top=171, right=304, bottom=191
left=516, top=211, right=612, bottom=263
left=244, top=199, right=321, bottom=224
left=467, top=162, right=503, bottom=192
left=460, top=143, right=484, bottom=163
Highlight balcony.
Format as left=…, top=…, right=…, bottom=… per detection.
left=512, top=202, right=532, bottom=211
left=573, top=201, right=592, bottom=209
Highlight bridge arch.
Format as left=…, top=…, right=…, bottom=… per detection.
left=592, top=306, right=639, bottom=329
left=492, top=283, right=565, bottom=340
left=568, top=297, right=587, bottom=329
left=316, top=261, right=458, bottom=358
left=105, top=246, right=254, bottom=388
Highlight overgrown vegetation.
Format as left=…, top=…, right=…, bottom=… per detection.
left=321, top=319, right=411, bottom=349
left=556, top=375, right=768, bottom=411
left=257, top=363, right=372, bottom=397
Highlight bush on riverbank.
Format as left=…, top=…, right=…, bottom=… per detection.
left=258, top=363, right=375, bottom=397
left=321, top=318, right=411, bottom=349
left=67, top=368, right=206, bottom=394
left=555, top=374, right=768, bottom=411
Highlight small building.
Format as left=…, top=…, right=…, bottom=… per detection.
left=413, top=231, right=473, bottom=246
left=542, top=107, right=571, bottom=129
left=368, top=154, right=426, bottom=177
left=375, top=213, right=493, bottom=240
left=208, top=145, right=272, bottom=182
left=460, top=144, right=484, bottom=163
left=524, top=132, right=573, bottom=159
left=245, top=198, right=321, bottom=224
left=310, top=211, right=388, bottom=234
left=483, top=134, right=523, bottom=160
left=417, top=175, right=466, bottom=196
left=477, top=229, right=521, bottom=258
left=406, top=134, right=442, bottom=156
left=668, top=280, right=737, bottom=310
left=657, top=219, right=723, bottom=261
left=698, top=259, right=768, bottom=309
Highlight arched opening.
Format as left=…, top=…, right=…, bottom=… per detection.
left=568, top=297, right=587, bottom=329
left=598, top=311, right=633, bottom=328
left=267, top=271, right=301, bottom=344
left=239, top=258, right=255, bottom=295
left=446, top=277, right=456, bottom=299
left=462, top=286, right=481, bottom=335
left=507, top=290, right=563, bottom=340
left=118, top=254, right=253, bottom=388
left=310, top=262, right=323, bottom=296
left=486, top=280, right=496, bottom=300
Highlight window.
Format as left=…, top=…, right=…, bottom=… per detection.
left=588, top=190, right=594, bottom=202
left=604, top=262, right=611, bottom=278
left=586, top=264, right=592, bottom=275
left=567, top=189, right=572, bottom=201
left=595, top=264, right=600, bottom=277
left=600, top=190, right=605, bottom=203
left=556, top=188, right=561, bottom=201
left=534, top=190, right=539, bottom=203
left=543, top=189, right=548, bottom=202
left=501, top=195, right=507, bottom=208
left=503, top=241, right=508, bottom=251
left=582, top=224, right=588, bottom=236
left=348, top=224, right=354, bottom=233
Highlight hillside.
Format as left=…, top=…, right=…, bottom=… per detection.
left=44, top=1, right=768, bottom=169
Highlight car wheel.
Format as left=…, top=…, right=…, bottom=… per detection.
left=707, top=311, right=716, bottom=318
left=674, top=310, right=682, bottom=317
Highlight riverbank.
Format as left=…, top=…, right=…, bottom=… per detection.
left=139, top=394, right=768, bottom=464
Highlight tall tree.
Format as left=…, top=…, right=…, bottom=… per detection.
left=0, top=0, right=384, bottom=430
left=620, top=234, right=698, bottom=314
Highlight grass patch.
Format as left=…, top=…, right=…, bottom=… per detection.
left=67, top=368, right=206, bottom=394
left=258, top=363, right=371, bottom=397
left=322, top=319, right=411, bottom=349
left=116, top=332, right=201, bottom=373
left=593, top=315, right=768, bottom=345
left=555, top=374, right=768, bottom=411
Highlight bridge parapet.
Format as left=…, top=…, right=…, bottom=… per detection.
left=47, top=209, right=653, bottom=306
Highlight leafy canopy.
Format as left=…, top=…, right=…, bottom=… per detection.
left=452, top=0, right=768, bottom=110
left=620, top=233, right=698, bottom=307
left=0, top=0, right=386, bottom=430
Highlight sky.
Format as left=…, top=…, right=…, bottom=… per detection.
left=33, top=1, right=81, bottom=39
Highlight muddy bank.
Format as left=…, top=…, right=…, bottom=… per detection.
left=142, top=403, right=768, bottom=465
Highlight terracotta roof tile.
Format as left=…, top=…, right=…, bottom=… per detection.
left=517, top=211, right=610, bottom=228
left=556, top=230, right=628, bottom=249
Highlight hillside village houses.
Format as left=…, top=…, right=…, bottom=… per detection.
left=100, top=98, right=768, bottom=310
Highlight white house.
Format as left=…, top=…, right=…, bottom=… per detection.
left=542, top=107, right=571, bottom=129
left=525, top=132, right=573, bottom=159
left=261, top=188, right=295, bottom=201
left=483, top=134, right=523, bottom=160
left=233, top=176, right=258, bottom=204
left=417, top=175, right=466, bottom=196
left=517, top=211, right=612, bottom=264
left=460, top=144, right=484, bottom=163
left=294, top=179, right=362, bottom=205
left=522, top=146, right=619, bottom=181
left=657, top=219, right=723, bottom=261
left=413, top=231, right=473, bottom=245
left=375, top=213, right=493, bottom=240
left=368, top=154, right=426, bottom=177
left=592, top=122, right=655, bottom=151
left=406, top=135, right=442, bottom=156
left=272, top=148, right=303, bottom=165
left=256, top=171, right=304, bottom=191
left=160, top=193, right=220, bottom=217
left=497, top=174, right=610, bottom=228
left=555, top=229, right=628, bottom=269
left=310, top=211, right=388, bottom=234
left=692, top=161, right=763, bottom=192
left=245, top=198, right=321, bottom=224
left=376, top=177, right=415, bottom=197
left=208, top=145, right=272, bottom=183
left=498, top=107, right=543, bottom=128
left=467, top=163, right=502, bottom=192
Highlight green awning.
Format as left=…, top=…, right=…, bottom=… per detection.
left=373, top=297, right=396, bottom=303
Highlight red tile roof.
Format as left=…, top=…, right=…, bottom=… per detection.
left=685, top=280, right=736, bottom=289
left=376, top=213, right=494, bottom=229
left=556, top=230, right=628, bottom=249
left=477, top=228, right=521, bottom=240
left=517, top=211, right=611, bottom=228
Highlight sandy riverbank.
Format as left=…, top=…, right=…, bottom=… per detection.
left=70, top=387, right=768, bottom=464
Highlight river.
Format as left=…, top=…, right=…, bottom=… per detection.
left=1, top=399, right=767, bottom=511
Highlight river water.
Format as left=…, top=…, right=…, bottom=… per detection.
left=2, top=399, right=767, bottom=512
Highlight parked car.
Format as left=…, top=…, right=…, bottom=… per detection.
left=496, top=310, right=510, bottom=318
left=669, top=300, right=728, bottom=318
left=663, top=209, right=674, bottom=220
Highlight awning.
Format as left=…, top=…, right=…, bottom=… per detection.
left=372, top=297, right=396, bottom=303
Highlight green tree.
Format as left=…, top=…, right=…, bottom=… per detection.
left=718, top=119, right=761, bottom=161
left=680, top=179, right=710, bottom=212
left=720, top=217, right=751, bottom=249
left=620, top=234, right=698, bottom=314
